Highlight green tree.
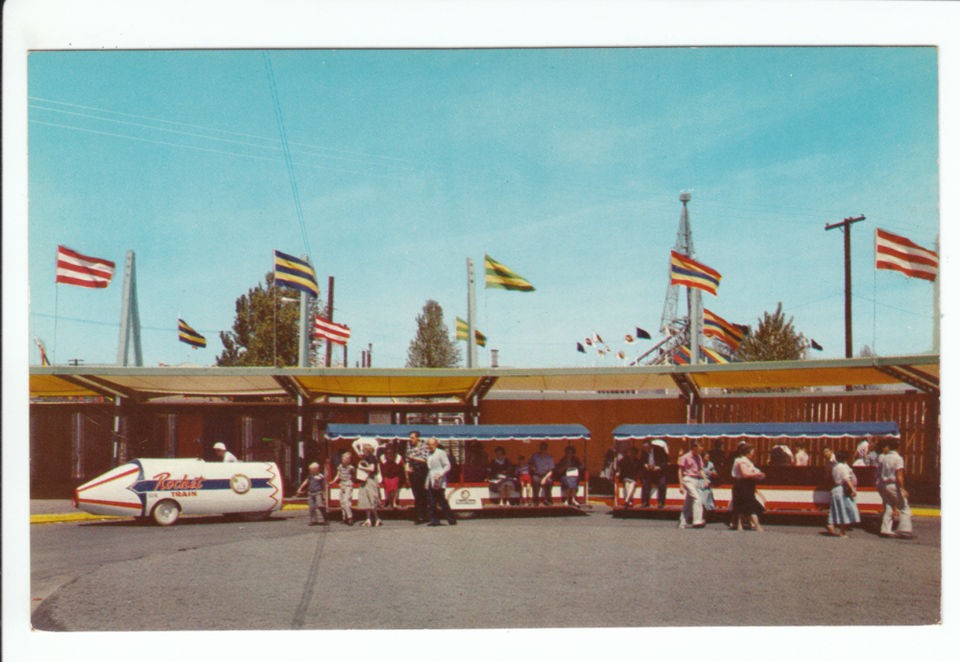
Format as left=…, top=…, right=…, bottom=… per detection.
left=406, top=299, right=461, bottom=368
left=217, top=272, right=323, bottom=367
left=733, top=302, right=808, bottom=362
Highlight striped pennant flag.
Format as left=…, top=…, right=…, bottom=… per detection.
left=669, top=250, right=721, bottom=296
left=875, top=228, right=938, bottom=281
left=484, top=254, right=535, bottom=291
left=315, top=315, right=351, bottom=345
left=55, top=245, right=115, bottom=288
left=274, top=250, right=319, bottom=297
left=455, top=317, right=487, bottom=347
left=177, top=319, right=207, bottom=348
left=703, top=308, right=746, bottom=350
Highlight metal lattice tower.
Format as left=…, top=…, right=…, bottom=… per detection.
left=659, top=192, right=695, bottom=336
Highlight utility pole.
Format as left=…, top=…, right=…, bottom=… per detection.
left=825, top=214, right=865, bottom=358
left=325, top=276, right=335, bottom=368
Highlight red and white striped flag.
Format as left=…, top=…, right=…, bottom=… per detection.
left=875, top=229, right=938, bottom=281
left=314, top=315, right=351, bottom=345
left=55, top=245, right=115, bottom=288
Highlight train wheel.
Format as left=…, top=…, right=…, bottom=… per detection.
left=152, top=499, right=181, bottom=526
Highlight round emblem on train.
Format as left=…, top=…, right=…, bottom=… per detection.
left=230, top=473, right=252, bottom=495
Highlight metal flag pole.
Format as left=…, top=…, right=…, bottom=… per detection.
left=467, top=257, right=477, bottom=368
left=298, top=287, right=310, bottom=368
left=933, top=234, right=940, bottom=354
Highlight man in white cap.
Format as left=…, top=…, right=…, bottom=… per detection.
left=213, top=442, right=238, bottom=462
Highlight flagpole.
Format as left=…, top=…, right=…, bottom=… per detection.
left=689, top=286, right=701, bottom=365
left=298, top=288, right=309, bottom=367
left=466, top=258, right=477, bottom=368
left=933, top=235, right=940, bottom=354
left=53, top=281, right=59, bottom=366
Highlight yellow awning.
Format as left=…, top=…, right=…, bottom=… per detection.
left=28, top=354, right=938, bottom=401
left=29, top=374, right=101, bottom=398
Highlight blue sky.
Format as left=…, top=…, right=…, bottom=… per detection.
left=26, top=46, right=941, bottom=368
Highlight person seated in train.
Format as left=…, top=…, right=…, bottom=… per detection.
left=769, top=444, right=794, bottom=466
left=617, top=446, right=641, bottom=507
left=529, top=443, right=556, bottom=506
left=793, top=446, right=810, bottom=466
left=555, top=445, right=584, bottom=507
left=640, top=440, right=669, bottom=508
left=487, top=446, right=516, bottom=506
left=852, top=439, right=879, bottom=467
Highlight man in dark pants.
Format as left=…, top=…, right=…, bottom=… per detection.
left=405, top=430, right=430, bottom=524
left=425, top=437, right=457, bottom=526
left=641, top=439, right=670, bottom=508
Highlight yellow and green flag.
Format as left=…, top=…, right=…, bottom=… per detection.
left=484, top=254, right=535, bottom=291
left=456, top=317, right=486, bottom=347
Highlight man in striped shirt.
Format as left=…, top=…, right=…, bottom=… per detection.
left=405, top=431, right=430, bottom=524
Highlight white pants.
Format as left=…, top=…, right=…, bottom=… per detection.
left=680, top=475, right=705, bottom=525
left=880, top=483, right=912, bottom=535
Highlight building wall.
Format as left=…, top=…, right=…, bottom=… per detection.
left=29, top=390, right=939, bottom=501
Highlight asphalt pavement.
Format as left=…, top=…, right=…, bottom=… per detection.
left=29, top=501, right=941, bottom=630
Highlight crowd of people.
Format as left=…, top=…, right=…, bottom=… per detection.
left=294, top=433, right=587, bottom=526
left=607, top=436, right=915, bottom=538
left=288, top=432, right=916, bottom=539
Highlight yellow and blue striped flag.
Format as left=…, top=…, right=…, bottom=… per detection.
left=484, top=254, right=535, bottom=292
left=669, top=250, right=721, bottom=296
left=455, top=317, right=486, bottom=347
left=703, top=309, right=745, bottom=350
left=178, top=318, right=206, bottom=349
left=274, top=250, right=319, bottom=297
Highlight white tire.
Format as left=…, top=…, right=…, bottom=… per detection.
left=152, top=499, right=181, bottom=526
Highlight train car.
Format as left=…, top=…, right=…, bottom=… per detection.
left=610, top=422, right=900, bottom=514
left=325, top=424, right=591, bottom=509
left=73, top=458, right=284, bottom=525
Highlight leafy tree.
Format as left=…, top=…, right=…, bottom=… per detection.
left=406, top=299, right=461, bottom=368
left=733, top=302, right=807, bottom=362
left=217, top=272, right=323, bottom=367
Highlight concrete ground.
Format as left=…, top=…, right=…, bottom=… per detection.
left=28, top=499, right=940, bottom=631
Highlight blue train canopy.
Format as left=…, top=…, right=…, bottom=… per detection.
left=612, top=421, right=900, bottom=442
left=325, top=424, right=590, bottom=444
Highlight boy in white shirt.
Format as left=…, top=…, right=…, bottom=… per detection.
left=877, top=439, right=913, bottom=539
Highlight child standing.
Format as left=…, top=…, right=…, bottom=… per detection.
left=699, top=450, right=718, bottom=512
left=329, top=451, right=356, bottom=525
left=826, top=449, right=860, bottom=537
left=295, top=462, right=328, bottom=526
left=515, top=455, right=532, bottom=505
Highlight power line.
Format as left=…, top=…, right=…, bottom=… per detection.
left=29, top=119, right=416, bottom=182
left=29, top=95, right=422, bottom=168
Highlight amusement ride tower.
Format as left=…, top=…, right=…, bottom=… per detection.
left=646, top=192, right=703, bottom=364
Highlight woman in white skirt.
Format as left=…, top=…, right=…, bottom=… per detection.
left=355, top=441, right=383, bottom=527
left=826, top=449, right=860, bottom=537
